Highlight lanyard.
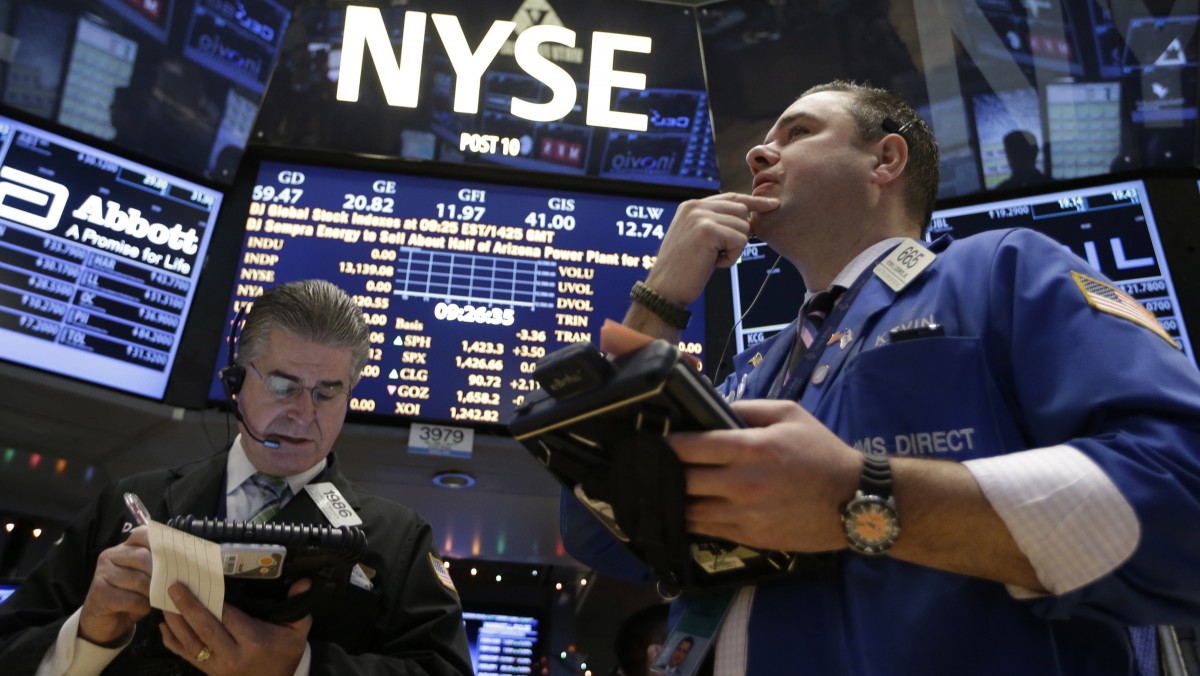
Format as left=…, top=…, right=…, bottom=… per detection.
left=769, top=247, right=895, bottom=402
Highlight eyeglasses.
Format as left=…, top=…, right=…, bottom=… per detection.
left=249, top=362, right=347, bottom=406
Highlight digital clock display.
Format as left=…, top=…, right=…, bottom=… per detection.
left=209, top=159, right=705, bottom=426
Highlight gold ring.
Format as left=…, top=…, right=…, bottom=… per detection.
left=197, top=646, right=213, bottom=663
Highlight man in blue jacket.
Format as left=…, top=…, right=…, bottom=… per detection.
left=563, top=80, right=1200, bottom=674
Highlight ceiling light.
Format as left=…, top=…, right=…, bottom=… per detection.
left=432, top=471, right=476, bottom=489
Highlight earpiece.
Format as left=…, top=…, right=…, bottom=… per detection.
left=222, top=303, right=280, bottom=450
left=220, top=365, right=246, bottom=399
left=882, top=117, right=916, bottom=135
left=221, top=304, right=248, bottom=398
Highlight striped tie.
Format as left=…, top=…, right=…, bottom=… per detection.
left=248, top=473, right=291, bottom=523
left=781, top=287, right=845, bottom=388
left=799, top=287, right=843, bottom=348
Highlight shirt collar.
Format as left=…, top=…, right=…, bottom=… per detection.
left=805, top=236, right=912, bottom=302
left=225, top=435, right=328, bottom=496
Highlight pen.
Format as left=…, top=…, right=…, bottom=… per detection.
left=124, top=492, right=151, bottom=526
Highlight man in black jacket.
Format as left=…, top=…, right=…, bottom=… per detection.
left=0, top=279, right=472, bottom=674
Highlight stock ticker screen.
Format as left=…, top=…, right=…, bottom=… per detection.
left=931, top=179, right=1194, bottom=362
left=208, top=159, right=705, bottom=426
left=729, top=179, right=1194, bottom=363
left=463, top=610, right=541, bottom=675
left=0, top=113, right=222, bottom=398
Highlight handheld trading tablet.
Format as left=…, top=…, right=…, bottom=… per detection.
left=507, top=339, right=832, bottom=596
left=167, top=516, right=367, bottom=622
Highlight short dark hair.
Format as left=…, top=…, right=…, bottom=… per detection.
left=800, top=80, right=940, bottom=233
left=235, top=279, right=370, bottom=380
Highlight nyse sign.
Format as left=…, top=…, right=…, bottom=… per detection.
left=337, top=6, right=652, bottom=131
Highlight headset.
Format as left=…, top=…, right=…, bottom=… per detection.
left=882, top=117, right=917, bottom=136
left=219, top=304, right=281, bottom=449
left=709, top=248, right=784, bottom=383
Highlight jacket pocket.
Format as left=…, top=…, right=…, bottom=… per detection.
left=833, top=336, right=1016, bottom=460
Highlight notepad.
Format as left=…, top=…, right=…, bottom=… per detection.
left=147, top=520, right=224, bottom=618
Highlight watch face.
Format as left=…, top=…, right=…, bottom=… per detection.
left=844, top=497, right=900, bottom=555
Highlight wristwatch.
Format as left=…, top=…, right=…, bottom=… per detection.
left=841, top=454, right=901, bottom=555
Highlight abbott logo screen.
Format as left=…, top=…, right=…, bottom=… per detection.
left=0, top=166, right=69, bottom=232
left=0, top=115, right=222, bottom=399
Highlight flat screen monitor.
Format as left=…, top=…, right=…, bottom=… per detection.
left=971, top=88, right=1046, bottom=191
left=1085, top=5, right=1198, bottom=167
left=727, top=177, right=1196, bottom=363
left=961, top=0, right=1086, bottom=76
left=207, top=158, right=705, bottom=427
left=930, top=178, right=1194, bottom=362
left=1044, top=81, right=1122, bottom=180
left=0, top=0, right=293, bottom=184
left=463, top=610, right=541, bottom=676
left=0, top=111, right=223, bottom=399
left=727, top=240, right=800, bottom=354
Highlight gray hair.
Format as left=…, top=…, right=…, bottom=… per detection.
left=235, top=279, right=370, bottom=379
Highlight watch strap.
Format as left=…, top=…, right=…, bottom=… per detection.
left=630, top=281, right=692, bottom=329
left=859, top=454, right=893, bottom=498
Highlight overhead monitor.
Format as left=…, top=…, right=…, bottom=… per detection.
left=1085, top=5, right=1198, bottom=167
left=0, top=112, right=223, bottom=399
left=727, top=177, right=1196, bottom=363
left=971, top=88, right=1046, bottom=191
left=1044, top=81, right=1122, bottom=180
left=462, top=609, right=541, bottom=676
left=206, top=157, right=706, bottom=427
left=930, top=178, right=1194, bottom=362
left=961, top=0, right=1086, bottom=76
left=0, top=0, right=294, bottom=184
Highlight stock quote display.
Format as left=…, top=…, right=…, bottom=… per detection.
left=0, top=114, right=221, bottom=398
left=930, top=179, right=1194, bottom=362
left=211, top=160, right=704, bottom=425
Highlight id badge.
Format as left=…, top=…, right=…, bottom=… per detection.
left=304, top=482, right=363, bottom=526
left=652, top=589, right=735, bottom=676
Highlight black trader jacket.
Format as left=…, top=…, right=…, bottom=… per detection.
left=0, top=451, right=473, bottom=675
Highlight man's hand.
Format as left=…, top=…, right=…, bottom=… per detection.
left=159, top=579, right=313, bottom=675
left=643, top=192, right=779, bottom=307
left=669, top=399, right=861, bottom=553
left=78, top=526, right=153, bottom=647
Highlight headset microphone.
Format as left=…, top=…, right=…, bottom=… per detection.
left=220, top=305, right=281, bottom=450
left=231, top=401, right=282, bottom=450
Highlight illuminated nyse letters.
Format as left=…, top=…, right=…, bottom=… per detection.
left=587, top=32, right=650, bottom=131
left=512, top=25, right=577, bottom=123
left=336, top=6, right=651, bottom=131
left=432, top=14, right=512, bottom=115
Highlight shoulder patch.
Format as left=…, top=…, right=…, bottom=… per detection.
left=429, top=553, right=457, bottom=595
left=1072, top=271, right=1178, bottom=347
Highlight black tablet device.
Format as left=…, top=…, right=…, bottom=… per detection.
left=508, top=339, right=830, bottom=595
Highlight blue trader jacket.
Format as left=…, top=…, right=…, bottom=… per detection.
left=562, top=228, right=1200, bottom=675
